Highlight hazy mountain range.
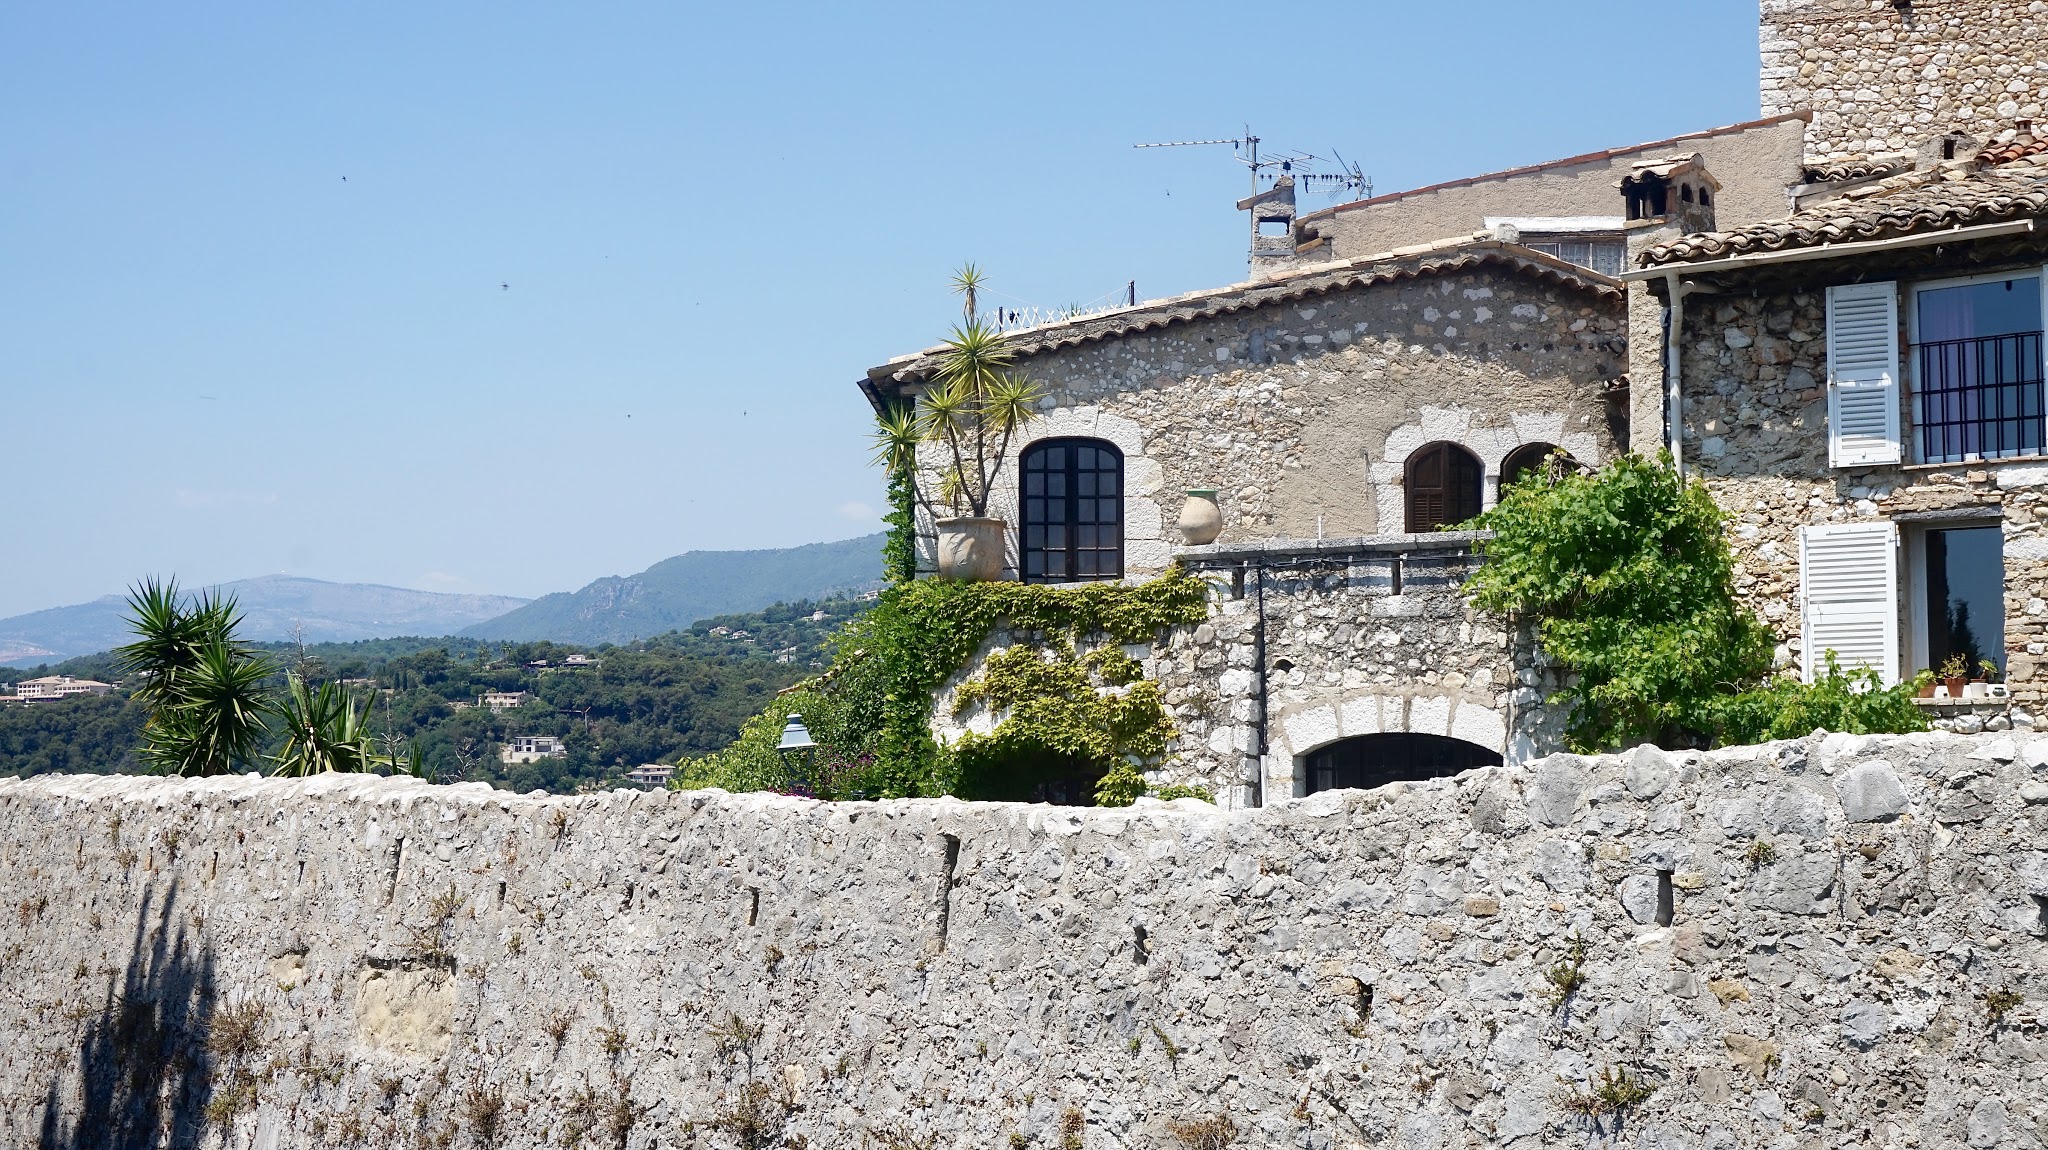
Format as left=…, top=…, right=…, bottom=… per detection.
left=459, top=535, right=886, bottom=645
left=0, top=534, right=886, bottom=665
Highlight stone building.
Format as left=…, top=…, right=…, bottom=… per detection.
left=859, top=0, right=2048, bottom=805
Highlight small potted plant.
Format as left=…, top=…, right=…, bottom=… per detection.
left=1938, top=653, right=1969, bottom=699
left=1965, top=657, right=2000, bottom=699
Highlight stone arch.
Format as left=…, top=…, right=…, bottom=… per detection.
left=1370, top=406, right=1606, bottom=530
left=1268, top=691, right=1509, bottom=799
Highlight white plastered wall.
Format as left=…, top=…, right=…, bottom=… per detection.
left=1265, top=690, right=1511, bottom=801
left=915, top=406, right=1167, bottom=581
left=1370, top=406, right=1605, bottom=531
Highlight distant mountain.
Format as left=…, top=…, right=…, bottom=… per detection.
left=461, top=535, right=886, bottom=645
left=0, top=576, right=531, bottom=664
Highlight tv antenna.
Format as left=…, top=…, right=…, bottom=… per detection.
left=1135, top=127, right=1372, bottom=253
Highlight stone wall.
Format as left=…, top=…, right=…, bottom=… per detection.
left=930, top=536, right=1565, bottom=811
left=5, top=733, right=2047, bottom=1149
left=1296, top=117, right=1807, bottom=263
left=1761, top=0, right=2048, bottom=163
left=1677, top=280, right=2048, bottom=716
left=912, top=268, right=1623, bottom=581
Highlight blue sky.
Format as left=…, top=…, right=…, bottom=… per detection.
left=0, top=2, right=1760, bottom=618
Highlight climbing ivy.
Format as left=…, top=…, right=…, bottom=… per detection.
left=684, top=565, right=1210, bottom=800
left=881, top=464, right=918, bottom=587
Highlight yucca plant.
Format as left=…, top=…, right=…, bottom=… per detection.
left=117, top=578, right=275, bottom=776
left=914, top=314, right=1042, bottom=518
left=271, top=673, right=378, bottom=776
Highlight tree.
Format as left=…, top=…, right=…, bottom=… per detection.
left=1464, top=454, right=1774, bottom=751
left=115, top=578, right=274, bottom=776
left=271, top=674, right=378, bottom=776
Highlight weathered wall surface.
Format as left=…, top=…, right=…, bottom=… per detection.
left=932, top=538, right=1563, bottom=810
left=1296, top=118, right=1806, bottom=264
left=6, top=733, right=2046, bottom=1150
left=1761, top=0, right=2048, bottom=163
left=912, top=268, right=1624, bottom=582
left=1674, top=274, right=2048, bottom=716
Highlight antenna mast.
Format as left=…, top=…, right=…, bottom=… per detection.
left=1135, top=127, right=1372, bottom=265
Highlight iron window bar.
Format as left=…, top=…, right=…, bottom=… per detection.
left=1917, top=331, right=2045, bottom=463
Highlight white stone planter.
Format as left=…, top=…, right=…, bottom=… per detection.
left=935, top=517, right=1008, bottom=581
left=1177, top=489, right=1222, bottom=545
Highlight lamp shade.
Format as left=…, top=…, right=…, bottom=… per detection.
left=776, top=715, right=816, bottom=753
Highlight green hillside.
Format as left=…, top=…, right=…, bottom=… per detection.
left=0, top=598, right=869, bottom=791
left=461, top=534, right=885, bottom=645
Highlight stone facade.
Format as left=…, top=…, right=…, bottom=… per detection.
left=1671, top=252, right=2048, bottom=720
left=1761, top=0, right=2048, bottom=164
left=903, top=260, right=1625, bottom=582
left=931, top=534, right=1567, bottom=811
left=5, top=734, right=2045, bottom=1149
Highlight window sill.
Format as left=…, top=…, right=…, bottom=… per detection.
left=1901, top=453, right=2048, bottom=471
left=1910, top=695, right=2010, bottom=709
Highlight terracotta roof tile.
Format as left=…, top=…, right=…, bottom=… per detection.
left=1639, top=149, right=2048, bottom=268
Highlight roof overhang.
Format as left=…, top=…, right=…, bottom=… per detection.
left=1622, top=219, right=2038, bottom=281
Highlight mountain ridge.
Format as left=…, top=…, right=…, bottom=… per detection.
left=458, top=534, right=886, bottom=645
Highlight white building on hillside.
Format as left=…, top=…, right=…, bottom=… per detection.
left=500, top=735, right=565, bottom=764
left=14, top=677, right=115, bottom=701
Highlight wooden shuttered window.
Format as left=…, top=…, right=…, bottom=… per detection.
left=1799, top=522, right=1899, bottom=684
left=1404, top=443, right=1483, bottom=532
left=1826, top=281, right=1903, bottom=467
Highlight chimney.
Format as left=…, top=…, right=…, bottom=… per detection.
left=1618, top=154, right=1719, bottom=458
left=1237, top=175, right=1298, bottom=279
left=1620, top=153, right=1719, bottom=236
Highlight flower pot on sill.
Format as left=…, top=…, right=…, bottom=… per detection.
left=1916, top=683, right=1936, bottom=699
left=935, top=516, right=1008, bottom=582
left=1178, top=489, right=1223, bottom=546
left=1943, top=676, right=1968, bottom=698
left=1963, top=680, right=1990, bottom=699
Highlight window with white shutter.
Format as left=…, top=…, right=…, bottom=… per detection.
left=1799, top=522, right=1899, bottom=684
left=1826, top=281, right=1902, bottom=467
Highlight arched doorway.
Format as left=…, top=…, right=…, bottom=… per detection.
left=1404, top=443, right=1483, bottom=531
left=1304, top=733, right=1503, bottom=794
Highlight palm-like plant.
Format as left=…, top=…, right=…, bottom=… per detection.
left=271, top=673, right=378, bottom=776
left=915, top=317, right=1043, bottom=518
left=951, top=262, right=985, bottom=321
left=118, top=578, right=275, bottom=776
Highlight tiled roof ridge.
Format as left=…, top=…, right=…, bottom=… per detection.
left=862, top=237, right=1622, bottom=387
left=1295, top=113, right=1811, bottom=226
left=1638, top=147, right=2048, bottom=268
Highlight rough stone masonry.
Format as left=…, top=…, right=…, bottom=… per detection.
left=3, top=731, right=2045, bottom=1149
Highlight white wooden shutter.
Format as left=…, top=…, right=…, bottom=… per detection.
left=1826, top=281, right=1902, bottom=466
left=1799, top=522, right=1899, bottom=684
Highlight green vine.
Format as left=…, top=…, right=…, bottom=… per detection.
left=882, top=463, right=918, bottom=586
left=684, top=564, right=1210, bottom=801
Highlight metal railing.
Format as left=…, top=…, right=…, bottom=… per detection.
left=1917, top=331, right=2045, bottom=462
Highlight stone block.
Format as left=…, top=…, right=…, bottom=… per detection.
left=1835, top=760, right=1910, bottom=821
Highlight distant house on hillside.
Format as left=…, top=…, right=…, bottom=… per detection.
left=14, top=676, right=115, bottom=701
left=563, top=654, right=599, bottom=668
left=625, top=764, right=675, bottom=788
left=500, top=735, right=565, bottom=763
left=480, top=690, right=530, bottom=712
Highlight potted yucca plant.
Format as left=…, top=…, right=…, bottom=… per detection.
left=871, top=266, right=1043, bottom=581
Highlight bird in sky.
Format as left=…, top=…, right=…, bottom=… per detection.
left=500, top=283, right=508, bottom=291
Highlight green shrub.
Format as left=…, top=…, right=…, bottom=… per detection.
left=1702, top=656, right=1930, bottom=746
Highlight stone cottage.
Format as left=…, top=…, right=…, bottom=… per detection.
left=857, top=0, right=2048, bottom=804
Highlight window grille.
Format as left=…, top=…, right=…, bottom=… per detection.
left=1020, top=439, right=1123, bottom=583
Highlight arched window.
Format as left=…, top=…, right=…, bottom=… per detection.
left=1404, top=443, right=1482, bottom=532
left=1500, top=442, right=1563, bottom=489
left=1305, top=733, right=1502, bottom=795
left=1021, top=438, right=1123, bottom=583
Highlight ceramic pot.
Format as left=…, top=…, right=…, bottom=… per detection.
left=1964, top=680, right=1990, bottom=699
left=1177, top=489, right=1223, bottom=546
left=1916, top=683, right=1936, bottom=699
left=935, top=517, right=1008, bottom=581
left=1944, top=676, right=1968, bottom=697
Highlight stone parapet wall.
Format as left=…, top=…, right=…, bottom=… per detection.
left=1761, top=0, right=2048, bottom=163
left=4, top=733, right=2047, bottom=1149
